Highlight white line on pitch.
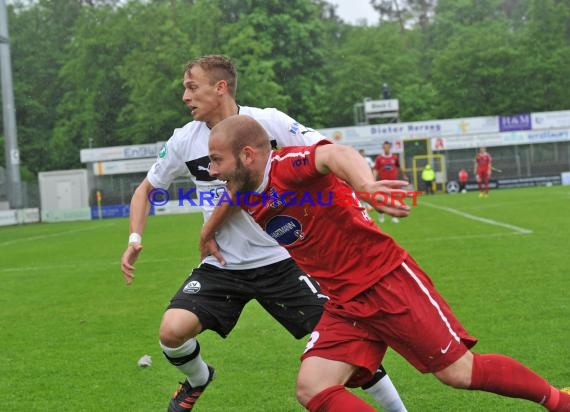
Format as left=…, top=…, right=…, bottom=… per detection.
left=421, top=202, right=533, bottom=234
left=0, top=222, right=117, bottom=246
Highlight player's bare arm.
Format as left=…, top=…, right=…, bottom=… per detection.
left=120, top=177, right=152, bottom=284
left=314, top=144, right=410, bottom=217
left=199, top=196, right=241, bottom=265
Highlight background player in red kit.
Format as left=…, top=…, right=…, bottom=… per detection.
left=458, top=168, right=469, bottom=193
left=208, top=115, right=570, bottom=412
left=474, top=147, right=492, bottom=197
left=373, top=141, right=407, bottom=223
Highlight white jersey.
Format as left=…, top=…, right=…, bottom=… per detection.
left=147, top=106, right=327, bottom=269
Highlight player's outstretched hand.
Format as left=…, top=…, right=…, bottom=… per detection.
left=362, top=180, right=412, bottom=218
left=121, top=244, right=143, bottom=285
left=199, top=228, right=226, bottom=266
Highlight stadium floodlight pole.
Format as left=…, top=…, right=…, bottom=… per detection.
left=1, top=0, right=23, bottom=209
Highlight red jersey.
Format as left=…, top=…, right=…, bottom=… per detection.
left=374, top=153, right=400, bottom=180
left=458, top=170, right=468, bottom=183
left=475, top=152, right=492, bottom=173
left=243, top=141, right=407, bottom=303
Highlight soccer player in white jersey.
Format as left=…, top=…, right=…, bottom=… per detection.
left=121, top=55, right=406, bottom=412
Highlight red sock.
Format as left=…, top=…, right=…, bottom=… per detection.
left=470, top=353, right=556, bottom=407
left=306, top=385, right=375, bottom=412
left=550, top=388, right=570, bottom=412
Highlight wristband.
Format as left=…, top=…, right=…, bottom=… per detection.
left=128, top=233, right=142, bottom=244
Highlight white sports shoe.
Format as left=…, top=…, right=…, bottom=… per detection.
left=378, top=214, right=385, bottom=224
left=391, top=217, right=399, bottom=224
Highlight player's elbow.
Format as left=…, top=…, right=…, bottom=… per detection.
left=133, top=179, right=153, bottom=199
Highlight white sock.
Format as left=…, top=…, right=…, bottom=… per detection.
left=160, top=338, right=210, bottom=387
left=364, top=372, right=407, bottom=412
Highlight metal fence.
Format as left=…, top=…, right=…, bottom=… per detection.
left=441, top=141, right=570, bottom=183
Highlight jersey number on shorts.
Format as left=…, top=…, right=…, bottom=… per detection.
left=299, top=275, right=329, bottom=300
left=303, top=331, right=320, bottom=354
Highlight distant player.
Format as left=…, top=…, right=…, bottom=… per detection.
left=474, top=147, right=492, bottom=197
left=458, top=168, right=469, bottom=193
left=208, top=115, right=570, bottom=412
left=373, top=141, right=407, bottom=223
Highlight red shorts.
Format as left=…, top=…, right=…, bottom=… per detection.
left=300, top=256, right=477, bottom=387
left=477, top=170, right=490, bottom=181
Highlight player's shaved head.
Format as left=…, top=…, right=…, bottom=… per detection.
left=211, top=115, right=271, bottom=157
left=208, top=115, right=271, bottom=192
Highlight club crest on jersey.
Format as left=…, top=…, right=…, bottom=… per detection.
left=266, top=187, right=282, bottom=209
left=265, top=215, right=305, bottom=246
left=159, top=143, right=167, bottom=159
left=183, top=280, right=201, bottom=294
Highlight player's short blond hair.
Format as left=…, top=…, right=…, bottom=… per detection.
left=184, top=55, right=237, bottom=97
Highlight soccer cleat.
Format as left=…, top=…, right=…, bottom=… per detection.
left=168, top=365, right=215, bottom=412
left=478, top=192, right=484, bottom=198
left=391, top=217, right=399, bottom=224
left=378, top=214, right=385, bottom=224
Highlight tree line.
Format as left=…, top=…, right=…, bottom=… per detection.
left=2, top=0, right=570, bottom=177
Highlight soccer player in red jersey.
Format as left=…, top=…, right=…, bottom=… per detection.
left=458, top=168, right=469, bottom=193
left=474, top=147, right=492, bottom=197
left=208, top=115, right=570, bottom=412
left=373, top=141, right=407, bottom=223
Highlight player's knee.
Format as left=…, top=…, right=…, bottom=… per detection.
left=159, top=322, right=188, bottom=348
left=159, top=309, right=201, bottom=347
left=295, top=375, right=319, bottom=407
left=296, top=357, right=356, bottom=405
left=434, top=352, right=473, bottom=389
left=436, top=370, right=471, bottom=388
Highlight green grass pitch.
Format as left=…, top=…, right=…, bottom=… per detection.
left=1, top=185, right=569, bottom=411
